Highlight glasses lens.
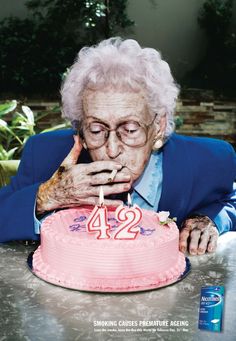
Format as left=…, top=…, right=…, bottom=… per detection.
left=84, top=121, right=147, bottom=148
left=118, top=121, right=146, bottom=146
left=84, top=123, right=107, bottom=148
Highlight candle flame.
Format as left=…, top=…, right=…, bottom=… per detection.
left=99, top=186, right=104, bottom=206
left=127, top=193, right=132, bottom=207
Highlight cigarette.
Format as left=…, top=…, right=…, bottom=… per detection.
left=108, top=169, right=118, bottom=182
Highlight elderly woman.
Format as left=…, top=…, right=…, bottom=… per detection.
left=0, top=38, right=235, bottom=255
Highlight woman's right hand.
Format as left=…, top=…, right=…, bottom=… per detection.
left=36, top=136, right=132, bottom=214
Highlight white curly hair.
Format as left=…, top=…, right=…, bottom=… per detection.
left=61, top=37, right=180, bottom=139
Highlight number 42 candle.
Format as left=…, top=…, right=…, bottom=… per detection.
left=86, top=189, right=142, bottom=240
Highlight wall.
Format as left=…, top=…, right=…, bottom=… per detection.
left=0, top=0, right=26, bottom=18
left=126, top=0, right=207, bottom=79
left=16, top=100, right=235, bottom=149
left=176, top=100, right=236, bottom=148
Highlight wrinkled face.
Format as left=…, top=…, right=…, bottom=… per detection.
left=82, top=89, right=158, bottom=181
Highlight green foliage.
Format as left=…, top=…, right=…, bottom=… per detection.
left=0, top=0, right=134, bottom=97
left=183, top=0, right=235, bottom=97
left=198, top=0, right=233, bottom=39
left=174, top=115, right=184, bottom=130
left=0, top=100, right=69, bottom=160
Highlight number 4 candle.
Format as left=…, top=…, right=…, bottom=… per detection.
left=86, top=187, right=111, bottom=239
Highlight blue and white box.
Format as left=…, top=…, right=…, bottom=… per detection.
left=198, top=286, right=224, bottom=332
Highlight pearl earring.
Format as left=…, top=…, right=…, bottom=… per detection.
left=82, top=142, right=87, bottom=150
left=152, top=138, right=163, bottom=151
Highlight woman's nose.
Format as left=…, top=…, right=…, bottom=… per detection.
left=106, top=131, right=122, bottom=159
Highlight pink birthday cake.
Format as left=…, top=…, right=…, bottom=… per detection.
left=32, top=206, right=186, bottom=292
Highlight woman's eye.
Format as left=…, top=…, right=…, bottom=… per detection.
left=89, top=124, right=105, bottom=134
left=122, top=122, right=140, bottom=133
left=91, top=129, right=102, bottom=134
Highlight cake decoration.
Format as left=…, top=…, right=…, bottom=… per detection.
left=156, top=211, right=177, bottom=227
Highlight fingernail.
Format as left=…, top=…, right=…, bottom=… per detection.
left=180, top=246, right=186, bottom=253
left=124, top=175, right=131, bottom=181
left=198, top=248, right=204, bottom=255
left=190, top=249, right=196, bottom=255
left=115, top=164, right=122, bottom=170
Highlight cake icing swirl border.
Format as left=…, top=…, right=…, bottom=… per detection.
left=27, top=251, right=191, bottom=293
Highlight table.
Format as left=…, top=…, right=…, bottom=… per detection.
left=1, top=233, right=236, bottom=341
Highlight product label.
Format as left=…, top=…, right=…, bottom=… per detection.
left=198, top=286, right=224, bottom=332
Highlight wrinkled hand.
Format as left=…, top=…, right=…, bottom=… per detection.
left=36, top=135, right=132, bottom=214
left=179, top=215, right=219, bottom=255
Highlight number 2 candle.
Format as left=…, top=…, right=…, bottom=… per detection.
left=114, top=193, right=142, bottom=240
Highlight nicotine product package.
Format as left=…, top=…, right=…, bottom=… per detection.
left=198, top=286, right=224, bottom=332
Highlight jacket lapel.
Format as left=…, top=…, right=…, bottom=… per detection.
left=158, top=134, right=194, bottom=225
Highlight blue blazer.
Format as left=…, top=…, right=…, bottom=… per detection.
left=0, top=129, right=235, bottom=242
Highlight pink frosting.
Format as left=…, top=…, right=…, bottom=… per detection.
left=33, top=206, right=186, bottom=292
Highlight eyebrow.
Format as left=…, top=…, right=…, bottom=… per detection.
left=85, top=116, right=110, bottom=128
left=86, top=114, right=142, bottom=126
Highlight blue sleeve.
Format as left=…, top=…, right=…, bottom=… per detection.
left=195, top=182, right=236, bottom=234
left=0, top=136, right=42, bottom=242
left=184, top=140, right=236, bottom=234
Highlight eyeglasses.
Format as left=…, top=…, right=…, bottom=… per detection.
left=81, top=114, right=157, bottom=150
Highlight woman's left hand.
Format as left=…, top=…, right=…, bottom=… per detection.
left=179, top=215, right=219, bottom=255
